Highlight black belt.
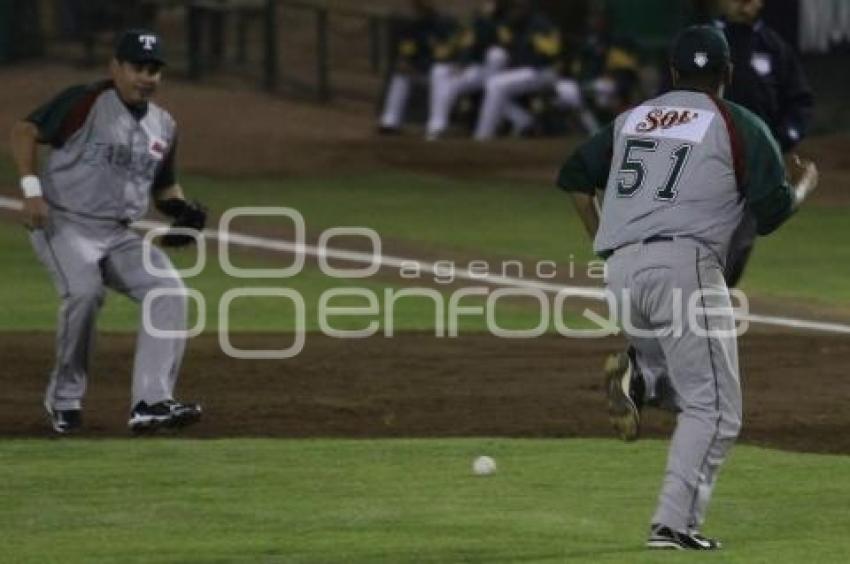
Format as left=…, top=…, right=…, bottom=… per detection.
left=602, top=236, right=675, bottom=258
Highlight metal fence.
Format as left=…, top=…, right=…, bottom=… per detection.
left=1, top=0, right=395, bottom=102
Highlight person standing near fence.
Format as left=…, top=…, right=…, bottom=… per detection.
left=716, top=0, right=814, bottom=287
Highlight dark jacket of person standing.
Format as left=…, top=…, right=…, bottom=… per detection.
left=714, top=0, right=814, bottom=287
left=717, top=1, right=814, bottom=152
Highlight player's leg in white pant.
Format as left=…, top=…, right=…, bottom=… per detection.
left=504, top=101, right=535, bottom=135
left=427, top=48, right=510, bottom=139
left=554, top=78, right=600, bottom=133
left=30, top=218, right=109, bottom=412
left=379, top=73, right=413, bottom=130
left=426, top=63, right=459, bottom=139
left=427, top=65, right=488, bottom=138
left=591, top=76, right=617, bottom=110
left=555, top=78, right=582, bottom=107
left=500, top=67, right=559, bottom=136
left=483, top=46, right=509, bottom=75
left=102, top=230, right=188, bottom=407
left=474, top=67, right=556, bottom=140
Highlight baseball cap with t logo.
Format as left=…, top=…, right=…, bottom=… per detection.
left=115, top=29, right=166, bottom=66
left=670, top=25, right=730, bottom=74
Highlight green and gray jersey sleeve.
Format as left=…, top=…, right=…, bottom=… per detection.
left=556, top=123, right=614, bottom=194
left=722, top=100, right=794, bottom=235
left=26, top=81, right=111, bottom=148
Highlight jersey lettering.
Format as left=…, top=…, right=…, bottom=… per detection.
left=616, top=138, right=658, bottom=197
left=623, top=105, right=715, bottom=143
left=655, top=144, right=692, bottom=201
left=615, top=140, right=693, bottom=202
left=81, top=142, right=160, bottom=183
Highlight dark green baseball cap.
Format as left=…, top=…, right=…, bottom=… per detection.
left=115, top=29, right=166, bottom=66
left=670, top=25, right=730, bottom=73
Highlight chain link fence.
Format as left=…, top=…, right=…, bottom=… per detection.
left=2, top=0, right=399, bottom=102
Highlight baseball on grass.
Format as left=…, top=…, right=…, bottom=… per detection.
left=472, top=455, right=497, bottom=476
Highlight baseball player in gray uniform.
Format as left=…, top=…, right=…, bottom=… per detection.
left=557, top=26, right=818, bottom=550
left=9, top=30, right=205, bottom=434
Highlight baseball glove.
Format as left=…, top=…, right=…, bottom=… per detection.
left=156, top=198, right=207, bottom=247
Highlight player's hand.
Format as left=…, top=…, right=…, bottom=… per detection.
left=158, top=198, right=207, bottom=247
left=787, top=154, right=818, bottom=191
left=787, top=155, right=818, bottom=209
left=23, top=196, right=49, bottom=229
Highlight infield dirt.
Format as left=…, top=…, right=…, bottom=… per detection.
left=3, top=332, right=848, bottom=454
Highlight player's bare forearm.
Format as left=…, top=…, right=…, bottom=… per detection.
left=9, top=121, right=39, bottom=177
left=569, top=191, right=600, bottom=240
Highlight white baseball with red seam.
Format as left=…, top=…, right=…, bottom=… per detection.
left=472, top=455, right=497, bottom=476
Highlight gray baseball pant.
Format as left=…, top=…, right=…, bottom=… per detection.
left=605, top=239, right=742, bottom=532
left=31, top=211, right=187, bottom=411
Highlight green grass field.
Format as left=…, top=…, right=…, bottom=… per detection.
left=2, top=170, right=848, bottom=333
left=1, top=438, right=848, bottom=563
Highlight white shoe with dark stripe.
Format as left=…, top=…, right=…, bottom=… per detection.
left=603, top=351, right=642, bottom=441
left=646, top=524, right=722, bottom=550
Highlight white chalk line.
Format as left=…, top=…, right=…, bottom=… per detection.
left=2, top=195, right=849, bottom=335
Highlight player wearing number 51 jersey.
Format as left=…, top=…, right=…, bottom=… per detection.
left=557, top=26, right=817, bottom=550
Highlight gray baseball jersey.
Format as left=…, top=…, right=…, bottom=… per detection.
left=558, top=88, right=793, bottom=263
left=28, top=80, right=177, bottom=222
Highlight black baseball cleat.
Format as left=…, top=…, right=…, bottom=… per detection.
left=128, top=400, right=202, bottom=433
left=647, top=524, right=722, bottom=550
left=603, top=347, right=645, bottom=441
left=47, top=407, right=82, bottom=434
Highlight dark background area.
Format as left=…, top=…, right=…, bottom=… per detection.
left=1, top=0, right=847, bottom=133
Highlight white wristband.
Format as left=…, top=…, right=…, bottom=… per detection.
left=20, top=175, right=43, bottom=198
